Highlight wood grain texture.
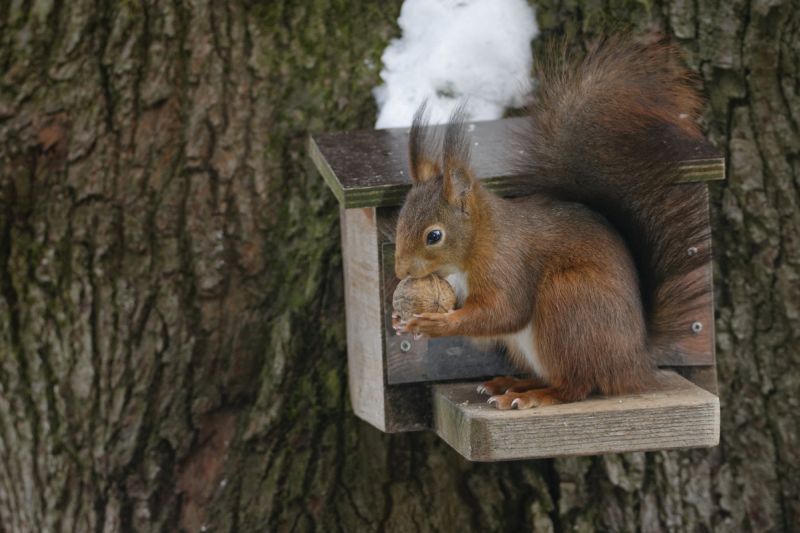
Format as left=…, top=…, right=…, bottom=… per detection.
left=434, top=370, right=719, bottom=462
left=310, top=117, right=725, bottom=208
left=341, top=210, right=431, bottom=432
left=341, top=208, right=386, bottom=431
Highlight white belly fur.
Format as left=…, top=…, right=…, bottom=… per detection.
left=503, top=324, right=547, bottom=379
left=445, top=271, right=469, bottom=307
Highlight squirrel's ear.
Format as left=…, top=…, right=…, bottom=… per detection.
left=408, top=101, right=441, bottom=184
left=442, top=104, right=474, bottom=213
left=443, top=163, right=474, bottom=213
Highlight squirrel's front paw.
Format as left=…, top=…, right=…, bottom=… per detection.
left=403, top=312, right=455, bottom=337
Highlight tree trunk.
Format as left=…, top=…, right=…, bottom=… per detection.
left=0, top=1, right=796, bottom=532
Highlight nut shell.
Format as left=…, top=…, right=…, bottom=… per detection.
left=392, top=275, right=457, bottom=321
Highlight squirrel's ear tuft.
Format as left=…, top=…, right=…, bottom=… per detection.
left=442, top=104, right=474, bottom=212
left=408, top=101, right=441, bottom=184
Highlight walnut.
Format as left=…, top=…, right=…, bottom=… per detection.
left=392, top=274, right=457, bottom=321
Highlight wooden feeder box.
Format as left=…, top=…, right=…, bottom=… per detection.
left=309, top=118, right=723, bottom=461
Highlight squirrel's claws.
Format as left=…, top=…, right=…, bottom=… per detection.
left=488, top=395, right=512, bottom=409
left=487, top=393, right=520, bottom=410
left=395, top=316, right=425, bottom=338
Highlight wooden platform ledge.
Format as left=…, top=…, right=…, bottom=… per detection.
left=433, top=370, right=720, bottom=461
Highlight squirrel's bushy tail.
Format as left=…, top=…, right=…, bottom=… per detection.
left=519, top=36, right=712, bottom=359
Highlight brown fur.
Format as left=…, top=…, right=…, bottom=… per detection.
left=395, top=37, right=711, bottom=408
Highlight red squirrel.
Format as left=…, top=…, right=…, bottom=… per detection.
left=393, top=37, right=712, bottom=409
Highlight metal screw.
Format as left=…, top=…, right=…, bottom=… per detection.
left=687, top=246, right=698, bottom=256
left=691, top=321, right=703, bottom=333
left=400, top=340, right=412, bottom=352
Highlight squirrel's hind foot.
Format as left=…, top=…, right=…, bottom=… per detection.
left=477, top=376, right=547, bottom=396
left=487, top=388, right=563, bottom=410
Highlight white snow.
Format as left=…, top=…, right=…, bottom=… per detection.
left=373, top=0, right=538, bottom=129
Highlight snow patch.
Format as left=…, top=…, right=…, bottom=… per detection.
left=374, top=0, right=538, bottom=129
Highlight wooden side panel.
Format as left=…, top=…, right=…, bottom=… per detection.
left=341, top=207, right=386, bottom=431
left=433, top=370, right=720, bottom=461
left=659, top=183, right=716, bottom=366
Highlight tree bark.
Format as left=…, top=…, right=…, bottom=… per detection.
left=0, top=1, right=797, bottom=532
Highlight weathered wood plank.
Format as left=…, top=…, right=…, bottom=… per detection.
left=310, top=117, right=725, bottom=208
left=656, top=183, right=716, bottom=366
left=433, top=370, right=720, bottom=461
left=340, top=207, right=387, bottom=431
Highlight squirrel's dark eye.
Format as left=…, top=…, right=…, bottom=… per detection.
left=426, top=229, right=443, bottom=245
